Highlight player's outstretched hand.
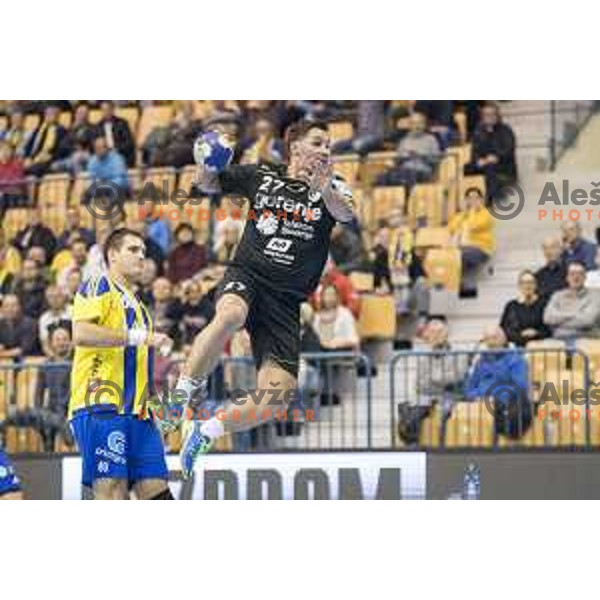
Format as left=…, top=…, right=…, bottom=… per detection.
left=149, top=332, right=174, bottom=357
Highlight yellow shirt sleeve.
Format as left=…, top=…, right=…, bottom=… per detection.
left=72, top=278, right=111, bottom=323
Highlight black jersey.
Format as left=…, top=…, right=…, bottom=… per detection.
left=219, top=163, right=340, bottom=300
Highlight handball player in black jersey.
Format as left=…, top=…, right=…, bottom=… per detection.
left=172, top=121, right=357, bottom=478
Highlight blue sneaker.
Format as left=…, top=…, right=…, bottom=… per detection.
left=180, top=420, right=213, bottom=480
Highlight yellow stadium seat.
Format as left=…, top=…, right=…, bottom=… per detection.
left=423, top=247, right=461, bottom=293
left=0, top=360, right=15, bottom=421
left=369, top=186, right=406, bottom=227
left=0, top=115, right=8, bottom=131
left=59, top=111, right=72, bottom=129
left=408, top=183, right=445, bottom=228
left=38, top=175, right=70, bottom=235
left=447, top=144, right=472, bottom=169
left=575, top=339, right=600, bottom=376
left=444, top=402, right=494, bottom=447
left=3, top=208, right=29, bottom=241
left=328, top=121, right=353, bottom=144
left=5, top=427, right=43, bottom=453
left=414, top=227, right=450, bottom=249
left=128, top=168, right=144, bottom=196
left=24, top=114, right=40, bottom=133
left=418, top=405, right=443, bottom=447
left=88, top=109, right=102, bottom=125
left=438, top=155, right=460, bottom=219
left=358, top=294, right=396, bottom=339
left=360, top=151, right=397, bottom=187
left=453, top=111, right=468, bottom=143
left=349, top=272, right=374, bottom=293
left=115, top=106, right=140, bottom=138
left=143, top=167, right=177, bottom=201
left=70, top=173, right=92, bottom=206
left=526, top=340, right=567, bottom=389
left=16, top=358, right=46, bottom=411
left=137, top=104, right=175, bottom=146
left=333, top=155, right=360, bottom=186
left=459, top=175, right=487, bottom=203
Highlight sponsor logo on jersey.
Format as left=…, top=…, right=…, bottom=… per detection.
left=256, top=213, right=279, bottom=235
left=107, top=431, right=126, bottom=455
left=223, top=281, right=247, bottom=293
left=266, top=237, right=293, bottom=252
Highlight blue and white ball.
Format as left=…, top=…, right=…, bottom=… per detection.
left=193, top=131, right=234, bottom=173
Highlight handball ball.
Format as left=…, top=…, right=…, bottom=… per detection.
left=193, top=131, right=234, bottom=173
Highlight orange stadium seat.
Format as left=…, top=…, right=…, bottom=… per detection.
left=358, top=294, right=396, bottom=339
left=136, top=104, right=175, bottom=147
left=328, top=122, right=353, bottom=144
left=445, top=402, right=494, bottom=447
left=408, top=183, right=445, bottom=228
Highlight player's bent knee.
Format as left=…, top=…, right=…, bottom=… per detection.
left=94, top=478, right=127, bottom=500
left=216, top=295, right=248, bottom=332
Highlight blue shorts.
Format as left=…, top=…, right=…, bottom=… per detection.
left=0, top=447, right=21, bottom=496
left=70, top=408, right=168, bottom=489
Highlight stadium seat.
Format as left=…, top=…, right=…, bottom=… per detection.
left=38, top=175, right=70, bottom=235
left=447, top=144, right=472, bottom=169
left=367, top=186, right=406, bottom=228
left=414, top=227, right=450, bottom=249
left=0, top=115, right=8, bottom=131
left=3, top=208, right=29, bottom=241
left=328, top=121, right=353, bottom=144
left=408, top=183, right=445, bottom=228
left=453, top=111, right=468, bottom=143
left=16, top=358, right=46, bottom=410
left=115, top=106, right=140, bottom=138
left=423, top=247, right=461, bottom=293
left=178, top=165, right=197, bottom=195
left=444, top=401, right=494, bottom=447
left=4, top=427, right=43, bottom=453
left=575, top=339, right=600, bottom=376
left=526, top=340, right=567, bottom=389
left=0, top=360, right=15, bottom=421
left=136, top=104, right=175, bottom=147
left=358, top=295, right=396, bottom=339
left=59, top=111, right=72, bottom=129
left=349, top=272, right=375, bottom=293
left=143, top=167, right=177, bottom=200
left=360, top=151, right=396, bottom=187
left=23, top=113, right=40, bottom=133
left=418, top=405, right=443, bottom=447
left=459, top=174, right=487, bottom=201
left=70, top=172, right=92, bottom=206
left=438, top=154, right=460, bottom=219
left=128, top=168, right=144, bottom=196
left=333, top=155, right=360, bottom=186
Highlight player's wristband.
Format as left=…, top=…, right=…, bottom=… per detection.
left=127, top=328, right=147, bottom=346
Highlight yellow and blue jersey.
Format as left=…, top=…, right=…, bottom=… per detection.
left=69, top=273, right=154, bottom=420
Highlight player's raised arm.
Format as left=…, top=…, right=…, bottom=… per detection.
left=321, top=173, right=357, bottom=223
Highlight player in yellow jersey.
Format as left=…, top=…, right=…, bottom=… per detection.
left=69, top=228, right=174, bottom=500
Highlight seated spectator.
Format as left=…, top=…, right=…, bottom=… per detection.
left=398, top=319, right=470, bottom=444
left=180, top=279, right=216, bottom=345
left=87, top=136, right=129, bottom=190
left=52, top=102, right=95, bottom=174
left=55, top=237, right=91, bottom=289
left=137, top=258, right=158, bottom=306
left=148, top=277, right=183, bottom=346
left=23, top=104, right=68, bottom=177
left=1, top=107, right=31, bottom=157
left=535, top=236, right=567, bottom=300
left=500, top=270, right=551, bottom=347
left=26, top=246, right=51, bottom=281
left=561, top=220, right=596, bottom=270
left=0, top=141, right=27, bottom=218
left=84, top=227, right=111, bottom=280
left=329, top=223, right=367, bottom=274
left=413, top=100, right=458, bottom=149
left=0, top=294, right=40, bottom=357
left=464, top=326, right=531, bottom=439
left=376, top=111, right=441, bottom=188
left=128, top=219, right=165, bottom=276
left=0, top=227, right=21, bottom=276
left=63, top=268, right=83, bottom=305
left=239, top=117, right=284, bottom=165
left=144, top=210, right=172, bottom=256
left=56, top=208, right=95, bottom=251
left=464, top=102, right=517, bottom=201
left=214, top=219, right=241, bottom=264
left=95, top=100, right=135, bottom=167
left=13, top=258, right=47, bottom=319
left=332, top=100, right=385, bottom=156
left=38, top=285, right=72, bottom=356
left=313, top=284, right=360, bottom=352
left=312, top=258, right=360, bottom=317
left=166, top=223, right=208, bottom=284
left=448, top=186, right=494, bottom=296
left=12, top=206, right=57, bottom=263
left=3, top=326, right=74, bottom=452
left=544, top=261, right=600, bottom=341
left=586, top=247, right=600, bottom=290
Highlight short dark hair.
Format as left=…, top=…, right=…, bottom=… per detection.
left=465, top=186, right=484, bottom=198
left=568, top=260, right=586, bottom=273
left=284, top=119, right=328, bottom=157
left=174, top=223, right=194, bottom=238
left=103, top=227, right=144, bottom=265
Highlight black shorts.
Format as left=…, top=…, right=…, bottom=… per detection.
left=215, top=266, right=301, bottom=378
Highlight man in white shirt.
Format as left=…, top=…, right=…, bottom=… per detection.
left=38, top=284, right=72, bottom=355
left=585, top=247, right=600, bottom=290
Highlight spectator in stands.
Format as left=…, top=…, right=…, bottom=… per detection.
left=63, top=268, right=82, bottom=304
left=180, top=279, right=216, bottom=345
left=332, top=101, right=386, bottom=156
left=500, top=270, right=551, bottom=347
left=312, top=258, right=360, bottom=317
left=24, top=104, right=68, bottom=177
left=143, top=208, right=172, bottom=256
left=0, top=294, right=40, bottom=357
left=0, top=227, right=21, bottom=278
left=370, top=225, right=393, bottom=293
left=55, top=237, right=91, bottom=289
left=240, top=117, right=284, bottom=165
left=214, top=219, right=241, bottom=264
left=53, top=102, right=95, bottom=174
left=448, top=186, right=494, bottom=297
left=464, top=326, right=531, bottom=439
left=87, top=136, right=129, bottom=190
left=313, top=284, right=360, bottom=352
left=535, top=236, right=567, bottom=300
left=464, top=102, right=517, bottom=201
left=26, top=246, right=51, bottom=281
left=585, top=247, right=600, bottom=290
left=137, top=258, right=158, bottom=305
left=127, top=218, right=166, bottom=275
left=38, top=285, right=72, bottom=356
left=166, top=223, right=208, bottom=284
left=398, top=319, right=470, bottom=445
left=13, top=258, right=47, bottom=320
left=84, top=227, right=111, bottom=280
left=0, top=141, right=27, bottom=218
left=1, top=107, right=31, bottom=157
left=376, top=111, right=441, bottom=187
left=329, top=223, right=367, bottom=274
left=544, top=261, right=600, bottom=341
left=12, top=205, right=56, bottom=263
left=95, top=100, right=135, bottom=167
left=148, top=277, right=183, bottom=346
left=413, top=100, right=458, bottom=149
left=561, top=221, right=596, bottom=271
left=56, top=208, right=95, bottom=250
